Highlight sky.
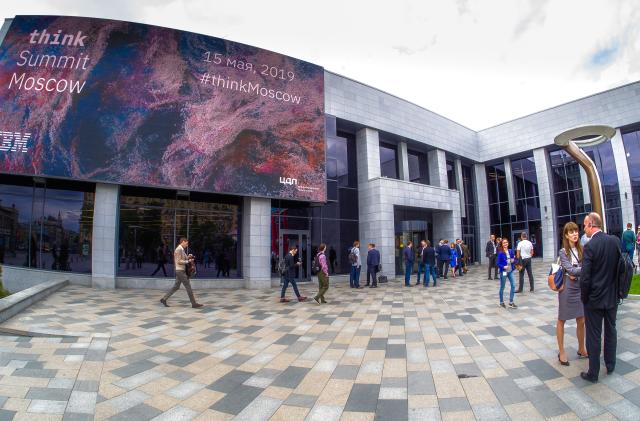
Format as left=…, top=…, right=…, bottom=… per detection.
left=2, top=0, right=639, bottom=130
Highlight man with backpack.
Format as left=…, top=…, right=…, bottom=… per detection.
left=314, top=243, right=329, bottom=304
left=579, top=212, right=629, bottom=383
left=280, top=246, right=307, bottom=303
left=349, top=241, right=362, bottom=288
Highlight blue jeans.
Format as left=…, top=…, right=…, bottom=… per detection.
left=350, top=266, right=361, bottom=288
left=281, top=276, right=301, bottom=298
left=499, top=271, right=515, bottom=304
left=405, top=262, right=413, bottom=286
left=416, top=262, right=425, bottom=284
left=457, top=259, right=463, bottom=276
left=424, top=264, right=437, bottom=287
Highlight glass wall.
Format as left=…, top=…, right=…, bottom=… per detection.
left=271, top=125, right=359, bottom=276
left=447, top=160, right=457, bottom=190
left=118, top=187, right=241, bottom=278
left=622, top=125, right=640, bottom=227
left=460, top=163, right=478, bottom=262
left=583, top=142, right=623, bottom=238
left=408, top=150, right=429, bottom=185
left=380, top=142, right=398, bottom=179
left=486, top=162, right=511, bottom=243
left=549, top=149, right=590, bottom=247
left=486, top=157, right=542, bottom=253
left=0, top=174, right=94, bottom=273
left=511, top=156, right=542, bottom=256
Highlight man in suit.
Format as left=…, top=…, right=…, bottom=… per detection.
left=455, top=239, right=464, bottom=277
left=438, top=240, right=451, bottom=279
left=403, top=241, right=414, bottom=287
left=580, top=212, right=620, bottom=383
left=366, top=243, right=380, bottom=288
left=416, top=240, right=426, bottom=286
left=160, top=237, right=203, bottom=308
left=486, top=234, right=498, bottom=280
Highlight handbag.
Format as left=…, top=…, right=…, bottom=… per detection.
left=547, top=257, right=565, bottom=292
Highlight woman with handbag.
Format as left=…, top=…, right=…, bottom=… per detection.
left=556, top=222, right=588, bottom=366
left=496, top=238, right=517, bottom=309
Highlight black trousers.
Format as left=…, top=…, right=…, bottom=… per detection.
left=488, top=255, right=498, bottom=279
left=438, top=260, right=449, bottom=278
left=585, top=306, right=618, bottom=378
left=366, top=265, right=378, bottom=286
left=518, top=258, right=534, bottom=290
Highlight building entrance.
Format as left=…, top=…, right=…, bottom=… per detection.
left=279, top=229, right=311, bottom=283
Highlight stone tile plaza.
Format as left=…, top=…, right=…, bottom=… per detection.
left=2, top=267, right=640, bottom=420
left=1, top=8, right=640, bottom=421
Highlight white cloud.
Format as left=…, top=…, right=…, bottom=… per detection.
left=2, top=0, right=639, bottom=130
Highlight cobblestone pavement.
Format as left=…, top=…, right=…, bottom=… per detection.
left=1, top=262, right=640, bottom=420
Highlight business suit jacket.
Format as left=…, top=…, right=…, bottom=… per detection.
left=486, top=240, right=497, bottom=258
left=438, top=244, right=450, bottom=261
left=580, top=231, right=620, bottom=309
left=367, top=249, right=380, bottom=268
left=422, top=247, right=436, bottom=266
left=403, top=246, right=414, bottom=264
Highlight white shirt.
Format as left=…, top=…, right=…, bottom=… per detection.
left=580, top=233, right=590, bottom=246
left=517, top=239, right=534, bottom=259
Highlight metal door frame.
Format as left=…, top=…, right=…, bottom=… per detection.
left=279, top=229, right=311, bottom=282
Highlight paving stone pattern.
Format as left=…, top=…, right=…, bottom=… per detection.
left=1, top=262, right=640, bottom=420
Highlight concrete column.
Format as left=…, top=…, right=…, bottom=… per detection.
left=427, top=149, right=448, bottom=188
left=432, top=210, right=462, bottom=245
left=533, top=148, right=557, bottom=261
left=455, top=159, right=466, bottom=218
left=242, top=197, right=272, bottom=289
left=356, top=128, right=381, bottom=183
left=611, top=129, right=635, bottom=227
left=398, top=141, right=410, bottom=181
left=504, top=158, right=516, bottom=216
left=91, top=183, right=119, bottom=289
left=474, top=164, right=491, bottom=264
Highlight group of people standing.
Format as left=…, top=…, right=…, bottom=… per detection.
left=485, top=232, right=536, bottom=309
left=401, top=239, right=470, bottom=287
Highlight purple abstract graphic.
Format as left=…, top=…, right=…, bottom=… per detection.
left=0, top=16, right=326, bottom=201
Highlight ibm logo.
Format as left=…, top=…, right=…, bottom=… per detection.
left=0, top=131, right=31, bottom=153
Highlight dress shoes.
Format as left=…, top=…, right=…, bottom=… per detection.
left=580, top=372, right=598, bottom=383
left=160, top=299, right=169, bottom=307
left=192, top=303, right=204, bottom=308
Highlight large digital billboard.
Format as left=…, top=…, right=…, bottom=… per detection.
left=0, top=16, right=326, bottom=202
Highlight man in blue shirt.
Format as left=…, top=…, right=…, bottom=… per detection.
left=403, top=241, right=414, bottom=287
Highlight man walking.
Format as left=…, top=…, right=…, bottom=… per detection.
left=314, top=243, right=329, bottom=304
left=580, top=212, right=620, bottom=383
left=366, top=243, right=380, bottom=288
left=516, top=232, right=535, bottom=293
left=416, top=240, right=426, bottom=286
left=280, top=246, right=307, bottom=303
left=160, top=237, right=203, bottom=308
left=403, top=241, right=414, bottom=287
left=486, top=234, right=498, bottom=280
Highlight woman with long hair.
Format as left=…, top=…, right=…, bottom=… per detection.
left=557, top=222, right=587, bottom=366
left=449, top=242, right=458, bottom=278
left=496, top=238, right=517, bottom=309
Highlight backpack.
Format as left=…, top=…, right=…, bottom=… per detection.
left=617, top=251, right=634, bottom=301
left=348, top=248, right=358, bottom=265
left=312, top=253, right=321, bottom=274
left=277, top=258, right=287, bottom=276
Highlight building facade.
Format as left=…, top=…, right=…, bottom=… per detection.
left=1, top=17, right=640, bottom=292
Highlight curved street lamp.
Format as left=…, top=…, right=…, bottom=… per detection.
left=553, top=125, right=616, bottom=232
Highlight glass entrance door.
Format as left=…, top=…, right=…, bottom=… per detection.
left=279, top=229, right=311, bottom=282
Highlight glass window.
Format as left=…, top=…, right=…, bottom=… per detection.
left=0, top=175, right=94, bottom=274
left=446, top=161, right=457, bottom=190
left=380, top=142, right=398, bottom=179
left=118, top=188, right=241, bottom=279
